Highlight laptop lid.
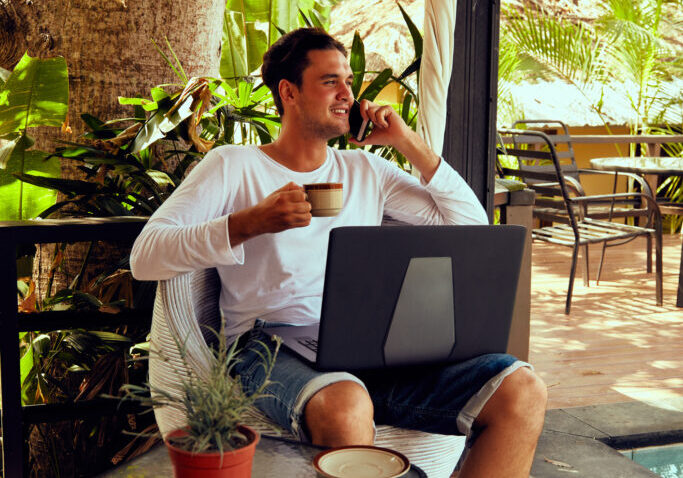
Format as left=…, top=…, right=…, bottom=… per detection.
left=314, top=225, right=526, bottom=370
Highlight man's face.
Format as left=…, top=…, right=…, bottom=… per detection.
left=290, top=49, right=354, bottom=140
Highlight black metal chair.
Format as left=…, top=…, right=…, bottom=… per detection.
left=509, top=120, right=657, bottom=284
left=497, top=129, right=663, bottom=314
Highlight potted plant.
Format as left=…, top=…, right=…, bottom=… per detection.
left=120, top=324, right=281, bottom=478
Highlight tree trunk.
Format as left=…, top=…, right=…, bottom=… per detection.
left=2, top=0, right=225, bottom=292
left=2, top=0, right=224, bottom=138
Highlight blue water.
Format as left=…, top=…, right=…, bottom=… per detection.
left=621, top=444, right=683, bottom=478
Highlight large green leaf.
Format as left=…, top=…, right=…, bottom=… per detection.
left=221, top=11, right=255, bottom=82
left=0, top=52, right=68, bottom=136
left=227, top=0, right=298, bottom=45
left=0, top=147, right=59, bottom=220
left=131, top=96, right=194, bottom=153
left=220, top=1, right=323, bottom=84
left=350, top=32, right=366, bottom=97
left=397, top=1, right=422, bottom=60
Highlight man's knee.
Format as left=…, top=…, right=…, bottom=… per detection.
left=477, top=367, right=547, bottom=431
left=304, top=380, right=374, bottom=446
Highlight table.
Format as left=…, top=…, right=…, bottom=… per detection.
left=590, top=157, right=683, bottom=307
left=96, top=435, right=428, bottom=477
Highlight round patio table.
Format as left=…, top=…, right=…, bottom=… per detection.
left=590, top=156, right=683, bottom=307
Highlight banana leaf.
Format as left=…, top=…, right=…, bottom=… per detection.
left=131, top=96, right=194, bottom=153
left=0, top=146, right=59, bottom=220
left=0, top=52, right=68, bottom=137
left=220, top=10, right=268, bottom=84
left=350, top=32, right=365, bottom=98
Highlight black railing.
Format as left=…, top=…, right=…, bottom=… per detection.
left=0, top=217, right=150, bottom=477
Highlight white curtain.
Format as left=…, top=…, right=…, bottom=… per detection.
left=417, top=0, right=467, bottom=465
left=416, top=0, right=457, bottom=157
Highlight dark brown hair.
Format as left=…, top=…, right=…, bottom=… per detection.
left=261, top=28, right=347, bottom=115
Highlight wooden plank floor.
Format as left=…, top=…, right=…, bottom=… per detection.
left=529, top=233, right=683, bottom=410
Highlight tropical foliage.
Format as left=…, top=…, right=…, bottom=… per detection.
left=499, top=0, right=682, bottom=133
left=499, top=0, right=683, bottom=230
left=120, top=325, right=281, bottom=454
left=0, top=52, right=67, bottom=220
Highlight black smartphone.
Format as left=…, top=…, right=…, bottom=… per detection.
left=349, top=100, right=371, bottom=142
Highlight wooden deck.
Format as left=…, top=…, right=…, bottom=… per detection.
left=529, top=233, right=683, bottom=410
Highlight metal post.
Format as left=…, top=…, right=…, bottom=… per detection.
left=0, top=240, right=23, bottom=477
left=442, top=0, right=501, bottom=221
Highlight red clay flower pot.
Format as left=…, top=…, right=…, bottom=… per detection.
left=165, top=425, right=260, bottom=478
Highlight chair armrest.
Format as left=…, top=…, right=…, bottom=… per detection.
left=563, top=175, right=586, bottom=197
left=570, top=192, right=662, bottom=214
left=577, top=169, right=656, bottom=199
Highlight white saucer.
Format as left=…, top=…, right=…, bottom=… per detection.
left=313, top=445, right=410, bottom=478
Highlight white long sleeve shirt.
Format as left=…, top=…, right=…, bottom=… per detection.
left=131, top=145, right=488, bottom=337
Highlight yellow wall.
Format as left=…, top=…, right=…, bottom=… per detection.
left=568, top=125, right=633, bottom=196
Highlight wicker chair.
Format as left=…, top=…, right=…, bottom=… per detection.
left=149, top=267, right=465, bottom=478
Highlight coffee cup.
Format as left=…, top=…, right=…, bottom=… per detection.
left=304, top=183, right=343, bottom=217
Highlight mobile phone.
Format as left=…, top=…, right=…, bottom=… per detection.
left=349, top=100, right=371, bottom=142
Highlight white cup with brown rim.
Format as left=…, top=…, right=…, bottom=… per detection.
left=304, top=183, right=343, bottom=217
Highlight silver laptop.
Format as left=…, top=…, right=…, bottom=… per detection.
left=264, top=225, right=526, bottom=371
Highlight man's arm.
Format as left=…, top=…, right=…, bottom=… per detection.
left=351, top=100, right=440, bottom=182
left=351, top=100, right=488, bottom=226
left=228, top=182, right=311, bottom=247
left=130, top=150, right=311, bottom=281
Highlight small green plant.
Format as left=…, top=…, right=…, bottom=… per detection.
left=120, top=325, right=281, bottom=454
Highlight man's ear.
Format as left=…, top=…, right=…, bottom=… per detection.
left=278, top=79, right=297, bottom=109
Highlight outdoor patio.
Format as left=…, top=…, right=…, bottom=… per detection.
left=529, top=234, right=683, bottom=411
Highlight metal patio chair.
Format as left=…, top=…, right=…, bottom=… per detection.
left=497, top=128, right=663, bottom=314
left=510, top=120, right=657, bottom=284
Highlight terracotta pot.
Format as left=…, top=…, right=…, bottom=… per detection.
left=165, top=425, right=260, bottom=478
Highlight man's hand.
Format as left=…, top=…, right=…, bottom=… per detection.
left=350, top=100, right=440, bottom=182
left=229, top=182, right=312, bottom=247
left=349, top=100, right=411, bottom=150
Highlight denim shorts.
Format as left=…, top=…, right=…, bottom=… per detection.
left=230, top=323, right=531, bottom=442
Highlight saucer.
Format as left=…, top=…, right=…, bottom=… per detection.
left=313, top=445, right=410, bottom=478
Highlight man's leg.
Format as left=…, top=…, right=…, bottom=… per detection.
left=458, top=367, right=547, bottom=478
left=304, top=381, right=375, bottom=447
left=232, top=327, right=373, bottom=443
left=357, top=353, right=546, bottom=478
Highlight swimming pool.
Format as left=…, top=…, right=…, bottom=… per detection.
left=620, top=443, right=683, bottom=478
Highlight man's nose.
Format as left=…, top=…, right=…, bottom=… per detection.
left=337, top=82, right=353, bottom=101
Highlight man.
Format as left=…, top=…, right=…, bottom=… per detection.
left=131, top=28, right=547, bottom=477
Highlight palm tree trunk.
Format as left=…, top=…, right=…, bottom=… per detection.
left=2, top=0, right=225, bottom=293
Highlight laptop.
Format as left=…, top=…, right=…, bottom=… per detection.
left=263, top=225, right=526, bottom=371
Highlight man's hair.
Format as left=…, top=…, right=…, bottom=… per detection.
left=262, top=28, right=347, bottom=115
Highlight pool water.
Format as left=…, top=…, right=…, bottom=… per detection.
left=620, top=444, right=683, bottom=478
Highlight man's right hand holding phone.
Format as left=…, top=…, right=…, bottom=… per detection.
left=350, top=99, right=441, bottom=183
